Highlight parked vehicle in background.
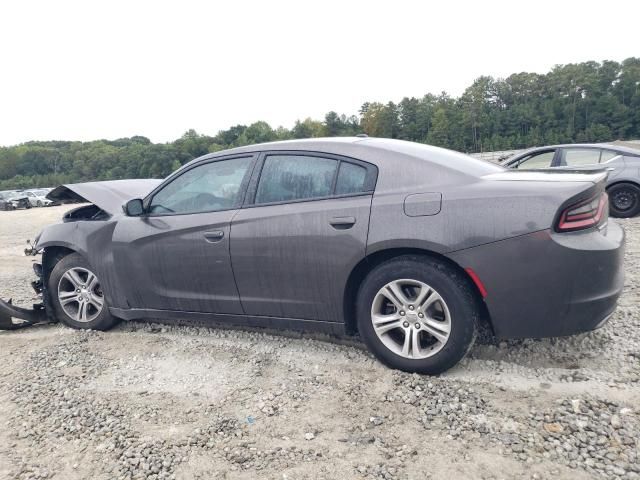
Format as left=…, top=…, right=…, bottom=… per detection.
left=0, top=191, right=31, bottom=209
left=0, top=192, right=15, bottom=211
left=24, top=189, right=56, bottom=207
left=502, top=143, right=640, bottom=218
left=0, top=138, right=625, bottom=374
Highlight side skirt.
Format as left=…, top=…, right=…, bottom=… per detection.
left=109, top=307, right=347, bottom=336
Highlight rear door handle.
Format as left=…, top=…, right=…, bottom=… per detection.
left=329, top=216, right=356, bottom=229
left=203, top=230, right=225, bottom=243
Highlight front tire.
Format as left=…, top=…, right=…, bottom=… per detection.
left=608, top=183, right=640, bottom=218
left=48, top=253, right=119, bottom=330
left=356, top=255, right=478, bottom=375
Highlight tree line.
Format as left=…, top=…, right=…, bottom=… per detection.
left=1, top=57, right=639, bottom=190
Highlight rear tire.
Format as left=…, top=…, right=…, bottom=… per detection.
left=48, top=253, right=119, bottom=330
left=608, top=183, right=640, bottom=218
left=356, top=255, right=478, bottom=375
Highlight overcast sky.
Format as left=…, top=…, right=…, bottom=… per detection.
left=0, top=0, right=638, bottom=146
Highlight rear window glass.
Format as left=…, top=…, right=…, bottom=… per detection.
left=255, top=155, right=338, bottom=204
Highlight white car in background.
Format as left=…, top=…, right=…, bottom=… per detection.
left=24, top=189, right=55, bottom=207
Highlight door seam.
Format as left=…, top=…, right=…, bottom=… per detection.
left=228, top=208, right=248, bottom=314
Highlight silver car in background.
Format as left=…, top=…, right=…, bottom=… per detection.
left=24, top=189, right=56, bottom=207
left=502, top=143, right=640, bottom=217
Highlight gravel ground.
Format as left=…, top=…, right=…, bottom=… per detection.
left=0, top=205, right=639, bottom=480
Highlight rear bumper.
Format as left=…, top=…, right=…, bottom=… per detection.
left=448, top=220, right=625, bottom=339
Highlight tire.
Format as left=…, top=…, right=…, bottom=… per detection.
left=36, top=200, right=43, bottom=207
left=356, top=255, right=478, bottom=375
left=48, top=252, right=119, bottom=330
left=608, top=183, right=640, bottom=218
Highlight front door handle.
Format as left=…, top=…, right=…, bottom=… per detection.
left=329, top=216, right=356, bottom=230
left=203, top=230, right=225, bottom=243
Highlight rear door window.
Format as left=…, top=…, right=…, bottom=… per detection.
left=561, top=149, right=601, bottom=166
left=254, top=155, right=338, bottom=204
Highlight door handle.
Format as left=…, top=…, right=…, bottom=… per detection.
left=329, top=216, right=356, bottom=229
left=203, top=230, right=225, bottom=243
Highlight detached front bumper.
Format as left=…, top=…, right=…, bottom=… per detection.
left=0, top=261, right=53, bottom=330
left=0, top=299, right=47, bottom=330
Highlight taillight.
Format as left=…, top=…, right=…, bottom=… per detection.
left=556, top=193, right=608, bottom=232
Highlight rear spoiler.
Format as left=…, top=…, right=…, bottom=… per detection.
left=484, top=168, right=609, bottom=185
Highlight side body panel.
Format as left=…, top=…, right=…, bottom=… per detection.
left=230, top=195, right=372, bottom=322
left=367, top=176, right=595, bottom=255
left=111, top=211, right=243, bottom=314
left=448, top=221, right=625, bottom=338
left=606, top=156, right=640, bottom=186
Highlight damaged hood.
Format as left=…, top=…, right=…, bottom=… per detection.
left=47, top=179, right=162, bottom=214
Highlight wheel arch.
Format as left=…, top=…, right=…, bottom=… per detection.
left=40, top=245, right=79, bottom=322
left=606, top=179, right=640, bottom=190
left=42, top=245, right=78, bottom=279
left=342, top=247, right=492, bottom=335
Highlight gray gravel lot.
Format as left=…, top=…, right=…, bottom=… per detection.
left=0, top=205, right=639, bottom=480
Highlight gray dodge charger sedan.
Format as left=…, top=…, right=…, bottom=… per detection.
left=0, top=137, right=625, bottom=374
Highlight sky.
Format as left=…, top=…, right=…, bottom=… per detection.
left=0, top=0, right=638, bottom=146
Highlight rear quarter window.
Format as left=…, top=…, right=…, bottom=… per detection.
left=335, top=162, right=367, bottom=195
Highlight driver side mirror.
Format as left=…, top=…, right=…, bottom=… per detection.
left=124, top=198, right=145, bottom=216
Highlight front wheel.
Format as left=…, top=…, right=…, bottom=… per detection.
left=608, top=183, right=640, bottom=218
left=356, top=255, right=478, bottom=375
left=48, top=253, right=119, bottom=330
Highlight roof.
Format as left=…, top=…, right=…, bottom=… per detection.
left=197, top=137, right=503, bottom=178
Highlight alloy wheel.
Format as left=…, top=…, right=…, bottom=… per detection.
left=57, top=267, right=104, bottom=323
left=370, top=279, right=452, bottom=359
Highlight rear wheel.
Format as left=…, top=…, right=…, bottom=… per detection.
left=356, top=255, right=478, bottom=375
left=608, top=183, right=640, bottom=218
left=48, top=253, right=119, bottom=330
